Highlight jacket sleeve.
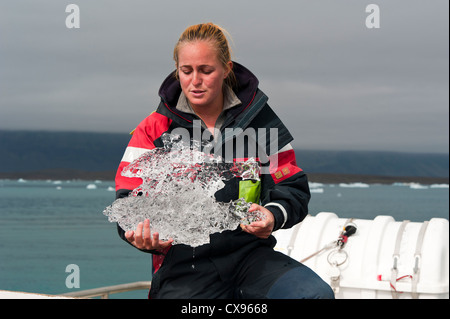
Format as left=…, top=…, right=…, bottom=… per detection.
left=261, top=143, right=311, bottom=231
left=114, top=112, right=172, bottom=253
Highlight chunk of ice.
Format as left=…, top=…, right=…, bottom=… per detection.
left=103, top=133, right=264, bottom=247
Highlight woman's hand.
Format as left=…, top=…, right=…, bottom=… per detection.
left=241, top=203, right=275, bottom=239
left=125, top=219, right=173, bottom=251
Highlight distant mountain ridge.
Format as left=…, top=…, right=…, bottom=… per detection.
left=295, top=149, right=449, bottom=178
left=0, top=130, right=130, bottom=173
left=1, top=130, right=448, bottom=178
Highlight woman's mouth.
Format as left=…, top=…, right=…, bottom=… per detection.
left=190, top=90, right=206, bottom=98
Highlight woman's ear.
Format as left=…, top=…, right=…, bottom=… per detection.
left=224, top=61, right=233, bottom=79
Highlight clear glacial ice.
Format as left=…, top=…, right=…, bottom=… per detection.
left=103, top=133, right=265, bottom=247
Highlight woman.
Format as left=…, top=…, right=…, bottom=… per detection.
left=114, top=22, right=334, bottom=299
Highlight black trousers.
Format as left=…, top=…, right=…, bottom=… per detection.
left=149, top=244, right=334, bottom=299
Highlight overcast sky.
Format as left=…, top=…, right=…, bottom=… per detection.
left=0, top=0, right=448, bottom=154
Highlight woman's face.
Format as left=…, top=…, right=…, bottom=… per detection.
left=177, top=40, right=231, bottom=111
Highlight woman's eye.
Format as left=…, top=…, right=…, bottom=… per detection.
left=201, top=67, right=215, bottom=74
left=179, top=67, right=213, bottom=75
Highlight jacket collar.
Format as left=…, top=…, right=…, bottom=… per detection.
left=175, top=85, right=241, bottom=115
left=157, top=62, right=261, bottom=126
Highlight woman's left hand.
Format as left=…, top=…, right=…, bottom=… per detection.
left=241, top=203, right=275, bottom=239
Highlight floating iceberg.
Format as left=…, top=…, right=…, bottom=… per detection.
left=409, top=183, right=428, bottom=190
left=338, top=182, right=369, bottom=188
left=430, top=184, right=449, bottom=189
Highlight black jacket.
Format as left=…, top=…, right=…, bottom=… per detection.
left=114, top=62, right=310, bottom=279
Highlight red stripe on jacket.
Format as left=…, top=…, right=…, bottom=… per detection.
left=115, top=112, right=172, bottom=191
left=269, top=149, right=302, bottom=184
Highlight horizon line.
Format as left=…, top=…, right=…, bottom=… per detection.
left=1, top=128, right=448, bottom=156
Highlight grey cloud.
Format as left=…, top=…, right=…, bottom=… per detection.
left=0, top=0, right=448, bottom=153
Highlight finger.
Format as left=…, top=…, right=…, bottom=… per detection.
left=248, top=203, right=261, bottom=212
left=143, top=219, right=151, bottom=242
left=135, top=222, right=144, bottom=246
left=249, top=220, right=265, bottom=228
left=242, top=222, right=271, bottom=238
left=125, top=230, right=135, bottom=242
left=141, top=220, right=153, bottom=249
left=241, top=224, right=255, bottom=233
left=151, top=232, right=160, bottom=249
left=159, top=238, right=174, bottom=249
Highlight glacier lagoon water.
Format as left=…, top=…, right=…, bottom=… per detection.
left=0, top=177, right=448, bottom=298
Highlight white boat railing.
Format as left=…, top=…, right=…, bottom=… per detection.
left=61, top=281, right=152, bottom=299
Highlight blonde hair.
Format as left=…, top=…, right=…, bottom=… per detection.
left=173, top=22, right=237, bottom=88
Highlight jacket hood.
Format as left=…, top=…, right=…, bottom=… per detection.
left=157, top=62, right=260, bottom=122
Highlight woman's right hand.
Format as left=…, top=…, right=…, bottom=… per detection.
left=125, top=219, right=173, bottom=251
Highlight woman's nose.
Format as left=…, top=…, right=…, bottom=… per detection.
left=192, top=71, right=202, bottom=86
